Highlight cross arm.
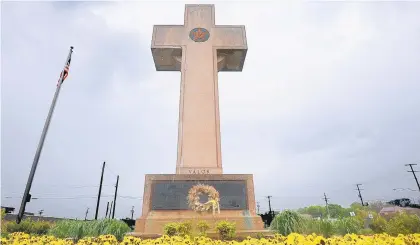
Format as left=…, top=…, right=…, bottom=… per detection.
left=151, top=25, right=185, bottom=71
left=213, top=25, right=247, bottom=49
left=213, top=25, right=247, bottom=72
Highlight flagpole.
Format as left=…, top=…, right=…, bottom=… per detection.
left=16, top=46, right=74, bottom=224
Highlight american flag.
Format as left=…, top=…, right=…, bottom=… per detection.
left=57, top=55, right=72, bottom=85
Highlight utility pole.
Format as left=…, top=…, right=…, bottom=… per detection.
left=323, top=193, right=330, bottom=219
left=131, top=206, right=134, bottom=219
left=267, top=196, right=273, bottom=218
left=257, top=202, right=260, bottom=214
left=84, top=208, right=89, bottom=221
left=16, top=47, right=74, bottom=224
left=95, top=162, right=106, bottom=220
left=356, top=184, right=368, bottom=206
left=105, top=202, right=110, bottom=218
left=406, top=164, right=420, bottom=192
left=112, top=175, right=119, bottom=219
left=108, top=201, right=113, bottom=219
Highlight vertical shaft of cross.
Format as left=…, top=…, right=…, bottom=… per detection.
left=151, top=4, right=247, bottom=175
left=176, top=44, right=221, bottom=174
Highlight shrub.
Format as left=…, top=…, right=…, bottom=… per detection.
left=163, top=222, right=178, bottom=236
left=215, top=221, right=236, bottom=240
left=4, top=218, right=52, bottom=235
left=163, top=221, right=193, bottom=237
left=1, top=209, right=7, bottom=237
left=370, top=215, right=387, bottom=233
left=48, top=219, right=130, bottom=241
left=270, top=210, right=305, bottom=235
left=197, top=220, right=210, bottom=236
left=385, top=212, right=420, bottom=236
left=177, top=221, right=193, bottom=237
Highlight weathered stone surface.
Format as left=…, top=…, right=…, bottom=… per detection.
left=134, top=4, right=265, bottom=236
left=151, top=4, right=247, bottom=174
left=134, top=174, right=265, bottom=235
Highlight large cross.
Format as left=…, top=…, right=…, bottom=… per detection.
left=151, top=4, right=247, bottom=175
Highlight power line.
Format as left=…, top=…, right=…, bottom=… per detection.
left=393, top=188, right=417, bottom=192
left=118, top=196, right=143, bottom=199
left=3, top=195, right=115, bottom=199
left=105, top=164, right=118, bottom=177
left=42, top=184, right=113, bottom=189
left=3, top=195, right=140, bottom=200
left=406, top=163, right=420, bottom=192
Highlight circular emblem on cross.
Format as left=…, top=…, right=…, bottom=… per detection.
left=189, top=27, right=210, bottom=42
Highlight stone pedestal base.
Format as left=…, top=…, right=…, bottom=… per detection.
left=134, top=174, right=266, bottom=237
left=134, top=210, right=265, bottom=236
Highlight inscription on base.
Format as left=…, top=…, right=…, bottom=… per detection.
left=188, top=169, right=210, bottom=174
left=151, top=180, right=248, bottom=210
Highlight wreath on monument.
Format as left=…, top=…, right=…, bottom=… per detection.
left=187, top=184, right=221, bottom=214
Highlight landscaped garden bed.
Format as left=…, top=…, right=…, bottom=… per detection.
left=2, top=232, right=420, bottom=244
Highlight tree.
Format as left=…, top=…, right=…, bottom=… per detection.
left=298, top=205, right=325, bottom=218
left=299, top=204, right=350, bottom=219
left=328, top=204, right=351, bottom=218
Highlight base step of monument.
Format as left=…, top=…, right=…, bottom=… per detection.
left=128, top=229, right=274, bottom=240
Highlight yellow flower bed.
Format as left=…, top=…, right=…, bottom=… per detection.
left=1, top=232, right=420, bottom=245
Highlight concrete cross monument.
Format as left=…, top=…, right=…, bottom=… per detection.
left=133, top=4, right=267, bottom=238
left=151, top=4, right=247, bottom=175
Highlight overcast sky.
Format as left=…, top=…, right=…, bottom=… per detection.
left=2, top=1, right=420, bottom=219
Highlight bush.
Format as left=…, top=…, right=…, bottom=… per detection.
left=197, top=221, right=210, bottom=236
left=370, top=215, right=387, bottom=233
left=270, top=210, right=305, bottom=235
left=385, top=212, right=420, bottom=236
left=1, top=209, right=7, bottom=237
left=48, top=219, right=130, bottom=241
left=163, top=221, right=193, bottom=237
left=177, top=221, right=193, bottom=237
left=163, top=223, right=178, bottom=236
left=4, top=218, right=52, bottom=235
left=215, top=221, right=236, bottom=240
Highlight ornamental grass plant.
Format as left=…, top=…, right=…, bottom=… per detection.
left=48, top=219, right=131, bottom=241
